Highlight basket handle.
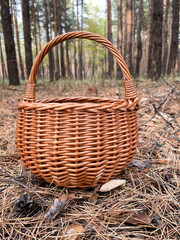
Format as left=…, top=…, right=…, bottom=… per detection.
left=24, top=31, right=137, bottom=101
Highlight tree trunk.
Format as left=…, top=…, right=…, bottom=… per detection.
left=0, top=36, right=7, bottom=80
left=147, top=0, right=152, bottom=77
left=1, top=0, right=19, bottom=85
left=151, top=0, right=163, bottom=80
left=64, top=0, right=71, bottom=77
left=135, top=0, right=143, bottom=77
left=124, top=0, right=133, bottom=73
left=54, top=0, right=60, bottom=80
left=116, top=0, right=123, bottom=79
left=162, top=0, right=169, bottom=75
left=81, top=0, right=84, bottom=78
left=32, top=0, right=38, bottom=57
left=132, top=0, right=136, bottom=75
left=37, top=0, right=44, bottom=78
left=21, top=0, right=33, bottom=78
left=167, top=0, right=179, bottom=75
left=72, top=0, right=77, bottom=79
left=43, top=0, right=54, bottom=81
left=57, top=0, right=66, bottom=77
left=107, top=0, right=114, bottom=77
left=77, top=0, right=82, bottom=79
left=13, top=0, right=25, bottom=80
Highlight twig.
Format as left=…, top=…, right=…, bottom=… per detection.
left=139, top=85, right=176, bottom=128
left=0, top=166, right=47, bottom=205
left=152, top=103, right=174, bottom=128
left=147, top=123, right=170, bottom=167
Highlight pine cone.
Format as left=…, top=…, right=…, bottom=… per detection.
left=14, top=193, right=41, bottom=217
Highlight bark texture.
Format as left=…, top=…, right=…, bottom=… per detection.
left=21, top=0, right=33, bottom=78
left=1, top=0, right=20, bottom=85
left=167, top=0, right=179, bottom=75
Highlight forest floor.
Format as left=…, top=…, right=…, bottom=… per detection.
left=0, top=77, right=179, bottom=240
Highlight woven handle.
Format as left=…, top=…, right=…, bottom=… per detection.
left=24, top=31, right=137, bottom=101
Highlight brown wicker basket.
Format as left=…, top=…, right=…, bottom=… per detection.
left=16, top=31, right=139, bottom=188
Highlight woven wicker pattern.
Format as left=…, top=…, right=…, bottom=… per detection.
left=16, top=31, right=139, bottom=188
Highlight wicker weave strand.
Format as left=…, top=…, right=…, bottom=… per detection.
left=16, top=31, right=139, bottom=188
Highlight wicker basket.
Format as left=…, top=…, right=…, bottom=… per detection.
left=16, top=31, right=139, bottom=188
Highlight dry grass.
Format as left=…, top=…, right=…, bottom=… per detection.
left=0, top=78, right=179, bottom=239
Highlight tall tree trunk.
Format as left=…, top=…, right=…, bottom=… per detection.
left=32, top=0, right=38, bottom=57
left=162, top=0, right=169, bottom=75
left=10, top=0, right=14, bottom=38
left=116, top=0, right=123, bottom=79
left=81, top=0, right=84, bottom=78
left=124, top=0, right=133, bottom=73
left=1, top=0, right=19, bottom=85
left=54, top=0, right=60, bottom=80
left=43, top=0, right=54, bottom=81
left=147, top=0, right=152, bottom=76
left=64, top=0, right=71, bottom=77
left=37, top=0, right=44, bottom=78
left=21, top=0, right=33, bottom=78
left=107, top=0, right=114, bottom=77
left=0, top=36, right=7, bottom=80
left=132, top=0, right=136, bottom=75
left=13, top=0, right=25, bottom=80
left=77, top=0, right=82, bottom=79
left=72, top=0, right=77, bottom=79
left=151, top=0, right=163, bottom=80
left=135, top=0, right=143, bottom=77
left=167, top=0, right=179, bottom=75
left=57, top=0, right=66, bottom=77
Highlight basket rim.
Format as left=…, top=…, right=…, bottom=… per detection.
left=18, top=96, right=139, bottom=111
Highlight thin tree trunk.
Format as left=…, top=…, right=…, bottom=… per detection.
left=147, top=0, right=152, bottom=77
left=162, top=0, right=169, bottom=75
left=64, top=0, right=71, bottom=77
left=37, top=0, right=44, bottom=78
left=32, top=0, right=38, bottom=57
left=81, top=0, right=84, bottom=78
left=72, top=0, right=77, bottom=79
left=107, top=0, right=114, bottom=77
left=151, top=0, right=163, bottom=80
left=57, top=0, right=66, bottom=77
left=1, top=0, right=19, bottom=85
left=135, top=0, right=143, bottom=77
left=21, top=0, right=33, bottom=78
left=116, top=0, right=123, bottom=79
left=13, top=0, right=25, bottom=80
left=132, top=0, right=136, bottom=75
left=167, top=0, right=179, bottom=75
left=54, top=0, right=60, bottom=80
left=43, top=0, right=54, bottom=81
left=77, top=0, right=82, bottom=79
left=0, top=36, right=7, bottom=80
left=124, top=0, right=133, bottom=73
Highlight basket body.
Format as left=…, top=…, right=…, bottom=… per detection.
left=16, top=97, right=138, bottom=188
left=16, top=31, right=139, bottom=188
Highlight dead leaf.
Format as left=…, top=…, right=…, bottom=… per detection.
left=146, top=121, right=154, bottom=126
left=123, top=212, right=151, bottom=225
left=63, top=223, right=84, bottom=240
left=99, top=179, right=126, bottom=192
left=88, top=192, right=98, bottom=204
left=45, top=194, right=83, bottom=219
left=132, top=160, right=148, bottom=169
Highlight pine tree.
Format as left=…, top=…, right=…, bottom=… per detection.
left=21, top=0, right=33, bottom=78
left=167, top=0, right=179, bottom=75
left=1, top=0, right=19, bottom=85
left=135, top=0, right=143, bottom=77
left=107, top=0, right=114, bottom=77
